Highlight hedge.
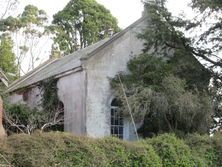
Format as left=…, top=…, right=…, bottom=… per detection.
left=0, top=132, right=221, bottom=167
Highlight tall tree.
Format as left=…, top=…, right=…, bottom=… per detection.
left=111, top=0, right=222, bottom=136
left=51, top=0, right=120, bottom=54
left=0, top=0, right=18, bottom=19
left=0, top=5, right=49, bottom=75
left=0, top=34, right=17, bottom=76
left=140, top=0, right=222, bottom=132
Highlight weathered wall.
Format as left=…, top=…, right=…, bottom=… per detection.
left=57, top=71, right=86, bottom=135
left=84, top=20, right=146, bottom=140
left=25, top=87, right=42, bottom=108
left=8, top=71, right=86, bottom=136
left=8, top=86, right=42, bottom=109
left=8, top=93, right=23, bottom=104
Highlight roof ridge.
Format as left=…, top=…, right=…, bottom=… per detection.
left=6, top=16, right=146, bottom=93
left=81, top=16, right=146, bottom=60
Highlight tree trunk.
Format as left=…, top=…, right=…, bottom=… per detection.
left=0, top=96, right=6, bottom=139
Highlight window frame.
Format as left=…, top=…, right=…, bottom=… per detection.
left=110, top=99, right=124, bottom=139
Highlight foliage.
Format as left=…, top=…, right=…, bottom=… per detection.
left=141, top=0, right=222, bottom=75
left=112, top=54, right=213, bottom=136
left=140, top=77, right=213, bottom=136
left=0, top=34, right=18, bottom=77
left=190, top=0, right=222, bottom=55
left=145, top=134, right=204, bottom=167
left=96, top=137, right=161, bottom=167
left=51, top=0, right=120, bottom=54
left=0, top=5, right=47, bottom=32
left=0, top=5, right=49, bottom=74
left=39, top=77, right=64, bottom=131
left=185, top=132, right=222, bottom=167
left=39, top=77, right=60, bottom=115
left=140, top=0, right=222, bottom=128
left=3, top=103, right=47, bottom=134
left=191, top=0, right=222, bottom=12
left=3, top=77, right=63, bottom=134
left=1, top=133, right=221, bottom=167
left=0, top=132, right=161, bottom=167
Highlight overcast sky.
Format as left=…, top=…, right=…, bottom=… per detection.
left=19, top=0, right=192, bottom=28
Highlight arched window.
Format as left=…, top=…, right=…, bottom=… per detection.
left=111, top=99, right=123, bottom=139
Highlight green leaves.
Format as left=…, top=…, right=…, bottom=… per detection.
left=0, top=5, right=47, bottom=32
left=191, top=0, right=222, bottom=12
left=51, top=0, right=120, bottom=54
left=0, top=34, right=17, bottom=76
left=111, top=53, right=213, bottom=136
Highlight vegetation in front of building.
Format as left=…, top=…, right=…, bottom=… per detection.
left=3, top=77, right=63, bottom=135
left=0, top=132, right=221, bottom=167
left=111, top=0, right=221, bottom=137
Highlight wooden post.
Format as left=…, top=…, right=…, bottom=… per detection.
left=0, top=96, right=6, bottom=139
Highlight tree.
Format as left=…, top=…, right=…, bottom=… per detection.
left=51, top=0, right=120, bottom=54
left=0, top=0, right=18, bottom=19
left=0, top=5, right=49, bottom=75
left=111, top=0, right=222, bottom=136
left=138, top=0, right=222, bottom=133
left=0, top=34, right=17, bottom=76
left=111, top=54, right=213, bottom=137
left=140, top=0, right=221, bottom=78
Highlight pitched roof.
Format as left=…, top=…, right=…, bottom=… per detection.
left=6, top=17, right=146, bottom=93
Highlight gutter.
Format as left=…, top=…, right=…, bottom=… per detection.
left=6, top=66, right=83, bottom=94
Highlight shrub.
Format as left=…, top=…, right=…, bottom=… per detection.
left=146, top=134, right=204, bottom=167
left=185, top=132, right=222, bottom=167
left=1, top=132, right=222, bottom=167
left=7, top=132, right=108, bottom=167
left=97, top=137, right=161, bottom=167
left=4, top=104, right=46, bottom=134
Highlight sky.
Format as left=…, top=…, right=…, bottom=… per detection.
left=14, top=0, right=192, bottom=74
left=18, top=0, right=192, bottom=29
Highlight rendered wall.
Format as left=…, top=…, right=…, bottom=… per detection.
left=8, top=86, right=42, bottom=109
left=57, top=71, right=86, bottom=135
left=9, top=71, right=86, bottom=136
left=84, top=20, right=146, bottom=140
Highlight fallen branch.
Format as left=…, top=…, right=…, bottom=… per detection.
left=3, top=110, right=25, bottom=134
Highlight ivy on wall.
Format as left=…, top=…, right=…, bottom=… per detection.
left=39, top=77, right=64, bottom=131
left=39, top=77, right=60, bottom=113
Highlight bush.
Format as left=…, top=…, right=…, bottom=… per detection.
left=4, top=104, right=46, bottom=134
left=4, top=103, right=64, bottom=135
left=146, top=134, right=204, bottom=167
left=185, top=132, right=222, bottom=167
left=0, top=132, right=161, bottom=167
left=7, top=132, right=108, bottom=167
left=0, top=132, right=222, bottom=167
left=97, top=137, right=161, bottom=167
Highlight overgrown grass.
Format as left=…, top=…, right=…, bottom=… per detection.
left=0, top=132, right=221, bottom=167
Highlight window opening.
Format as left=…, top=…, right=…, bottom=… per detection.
left=111, top=99, right=123, bottom=139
